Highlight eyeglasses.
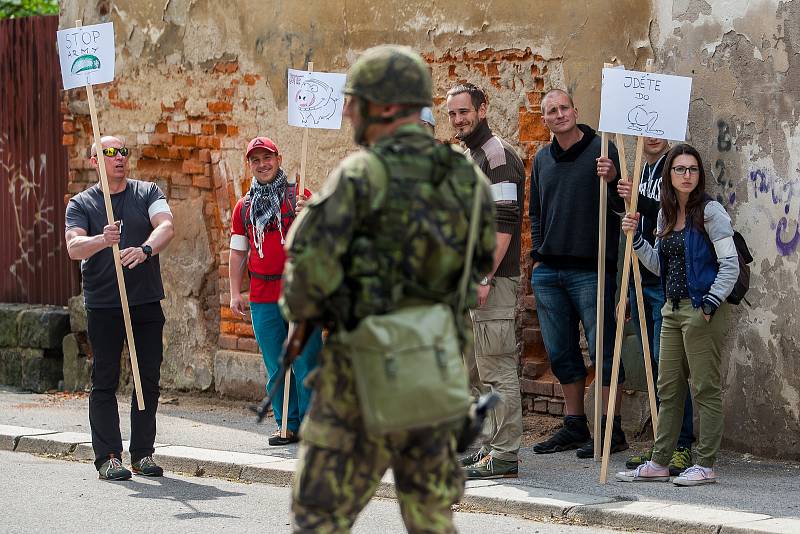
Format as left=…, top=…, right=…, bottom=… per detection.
left=671, top=165, right=700, bottom=176
left=101, top=147, right=129, bottom=158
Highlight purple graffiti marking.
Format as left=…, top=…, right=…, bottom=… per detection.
left=776, top=217, right=800, bottom=256
left=749, top=169, right=800, bottom=256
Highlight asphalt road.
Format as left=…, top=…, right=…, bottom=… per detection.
left=2, top=386, right=799, bottom=519
left=0, top=451, right=639, bottom=534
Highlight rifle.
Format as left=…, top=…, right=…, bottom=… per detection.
left=251, top=320, right=313, bottom=423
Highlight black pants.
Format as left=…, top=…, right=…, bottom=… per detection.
left=86, top=302, right=165, bottom=469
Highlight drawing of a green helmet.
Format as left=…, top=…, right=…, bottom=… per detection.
left=71, top=54, right=101, bottom=74
left=344, top=45, right=432, bottom=106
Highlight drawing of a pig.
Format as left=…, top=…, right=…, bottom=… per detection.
left=295, top=78, right=338, bottom=125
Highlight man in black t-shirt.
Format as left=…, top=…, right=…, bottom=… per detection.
left=65, top=136, right=174, bottom=481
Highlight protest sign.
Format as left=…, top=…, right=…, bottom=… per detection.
left=287, top=68, right=347, bottom=130
left=56, top=22, right=115, bottom=90
left=57, top=20, right=144, bottom=411
left=599, top=68, right=692, bottom=141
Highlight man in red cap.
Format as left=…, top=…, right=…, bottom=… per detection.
left=228, top=136, right=322, bottom=446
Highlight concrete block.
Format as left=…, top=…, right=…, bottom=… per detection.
left=721, top=517, right=800, bottom=534
left=62, top=333, right=91, bottom=392
left=569, top=500, right=771, bottom=534
left=68, top=296, right=87, bottom=333
left=0, top=424, right=57, bottom=451
left=154, top=445, right=282, bottom=479
left=18, top=307, right=70, bottom=349
left=584, top=386, right=651, bottom=437
left=460, top=483, right=613, bottom=518
left=20, top=348, right=62, bottom=393
left=0, top=303, right=28, bottom=347
left=240, top=458, right=299, bottom=486
left=16, top=431, right=92, bottom=456
left=0, top=347, right=23, bottom=386
left=214, top=349, right=266, bottom=401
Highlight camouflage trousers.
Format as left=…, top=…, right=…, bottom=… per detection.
left=292, top=336, right=465, bottom=533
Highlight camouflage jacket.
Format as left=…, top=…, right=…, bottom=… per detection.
left=280, top=123, right=496, bottom=333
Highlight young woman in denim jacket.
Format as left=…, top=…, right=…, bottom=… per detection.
left=616, top=144, right=739, bottom=486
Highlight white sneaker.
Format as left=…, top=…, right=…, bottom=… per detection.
left=615, top=460, right=671, bottom=482
left=673, top=464, right=717, bottom=486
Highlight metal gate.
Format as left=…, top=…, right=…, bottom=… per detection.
left=0, top=15, right=78, bottom=306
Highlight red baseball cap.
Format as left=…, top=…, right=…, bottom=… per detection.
left=245, top=136, right=279, bottom=158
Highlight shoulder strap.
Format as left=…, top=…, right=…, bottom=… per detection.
left=287, top=182, right=297, bottom=211
left=241, top=192, right=251, bottom=238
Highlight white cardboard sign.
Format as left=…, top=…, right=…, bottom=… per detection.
left=599, top=68, right=692, bottom=141
left=287, top=69, right=347, bottom=129
left=57, top=22, right=115, bottom=90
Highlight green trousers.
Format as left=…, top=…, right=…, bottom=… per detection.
left=652, top=300, right=730, bottom=468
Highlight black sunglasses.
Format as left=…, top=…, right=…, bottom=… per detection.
left=101, top=147, right=130, bottom=158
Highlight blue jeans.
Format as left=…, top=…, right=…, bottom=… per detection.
left=629, top=284, right=695, bottom=448
left=250, top=302, right=322, bottom=432
left=532, top=264, right=623, bottom=386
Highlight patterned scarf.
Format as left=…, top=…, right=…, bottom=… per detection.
left=248, top=168, right=288, bottom=258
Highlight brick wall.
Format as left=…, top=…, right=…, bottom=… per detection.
left=62, top=50, right=566, bottom=403
left=429, top=48, right=563, bottom=414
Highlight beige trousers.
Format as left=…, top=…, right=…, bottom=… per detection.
left=465, top=276, right=521, bottom=462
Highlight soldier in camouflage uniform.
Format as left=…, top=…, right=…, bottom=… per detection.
left=279, top=45, right=497, bottom=533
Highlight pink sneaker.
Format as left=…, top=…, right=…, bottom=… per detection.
left=615, top=460, right=671, bottom=482
left=673, top=465, right=717, bottom=486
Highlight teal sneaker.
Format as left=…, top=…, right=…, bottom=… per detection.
left=464, top=454, right=518, bottom=480
left=669, top=447, right=693, bottom=476
left=625, top=448, right=653, bottom=469
left=98, top=456, right=131, bottom=481
left=131, top=455, right=163, bottom=477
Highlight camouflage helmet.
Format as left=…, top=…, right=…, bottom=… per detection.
left=344, top=45, right=432, bottom=106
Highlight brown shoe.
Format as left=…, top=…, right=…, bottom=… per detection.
left=268, top=429, right=299, bottom=446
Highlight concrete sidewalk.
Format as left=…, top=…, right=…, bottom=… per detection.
left=2, top=387, right=799, bottom=534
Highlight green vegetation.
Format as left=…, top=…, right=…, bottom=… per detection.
left=0, top=0, right=59, bottom=19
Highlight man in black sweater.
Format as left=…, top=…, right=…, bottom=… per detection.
left=447, top=83, right=524, bottom=479
left=618, top=137, right=696, bottom=474
left=530, top=89, right=628, bottom=458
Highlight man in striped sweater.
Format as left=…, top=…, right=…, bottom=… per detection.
left=447, top=83, right=525, bottom=480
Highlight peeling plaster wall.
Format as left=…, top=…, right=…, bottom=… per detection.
left=653, top=0, right=800, bottom=457
left=59, top=1, right=799, bottom=457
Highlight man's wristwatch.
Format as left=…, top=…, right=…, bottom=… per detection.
left=141, top=244, right=153, bottom=260
left=479, top=276, right=492, bottom=287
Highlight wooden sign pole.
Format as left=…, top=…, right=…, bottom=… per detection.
left=281, top=60, right=314, bottom=439
left=615, top=132, right=659, bottom=437
left=76, top=20, right=145, bottom=411
left=599, top=135, right=644, bottom=483
left=297, top=61, right=313, bottom=194
left=594, top=61, right=614, bottom=462
left=594, top=132, right=608, bottom=462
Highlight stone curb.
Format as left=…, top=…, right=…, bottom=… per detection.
left=1, top=424, right=797, bottom=534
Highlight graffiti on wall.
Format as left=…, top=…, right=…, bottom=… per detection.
left=0, top=133, right=61, bottom=297
left=749, top=168, right=800, bottom=256
left=710, top=118, right=799, bottom=257
left=712, top=119, right=737, bottom=207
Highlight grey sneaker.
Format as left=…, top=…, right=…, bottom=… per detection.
left=98, top=456, right=132, bottom=481
left=131, top=455, right=163, bottom=477
left=464, top=454, right=518, bottom=480
left=459, top=448, right=488, bottom=467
